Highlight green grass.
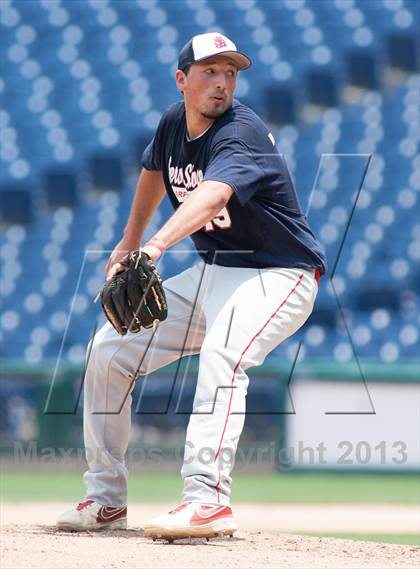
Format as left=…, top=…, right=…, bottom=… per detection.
left=298, top=532, right=420, bottom=547
left=1, top=471, right=419, bottom=504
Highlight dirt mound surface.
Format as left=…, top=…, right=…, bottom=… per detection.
left=2, top=524, right=419, bottom=569
left=1, top=503, right=419, bottom=569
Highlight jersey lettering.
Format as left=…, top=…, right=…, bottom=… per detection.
left=168, top=156, right=203, bottom=190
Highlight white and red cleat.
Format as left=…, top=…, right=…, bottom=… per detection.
left=56, top=500, right=127, bottom=531
left=143, top=502, right=238, bottom=541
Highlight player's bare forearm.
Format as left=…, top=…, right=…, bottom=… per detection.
left=123, top=169, right=166, bottom=245
left=148, top=181, right=233, bottom=251
left=105, top=169, right=166, bottom=277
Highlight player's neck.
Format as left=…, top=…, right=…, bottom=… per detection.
left=186, top=122, right=213, bottom=142
left=185, top=108, right=215, bottom=140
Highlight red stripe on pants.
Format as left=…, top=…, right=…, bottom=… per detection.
left=213, top=272, right=305, bottom=503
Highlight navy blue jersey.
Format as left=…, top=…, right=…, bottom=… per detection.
left=142, top=99, right=326, bottom=273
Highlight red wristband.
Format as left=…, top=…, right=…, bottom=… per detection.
left=144, top=238, right=166, bottom=254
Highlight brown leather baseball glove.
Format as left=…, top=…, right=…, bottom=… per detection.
left=99, top=250, right=167, bottom=335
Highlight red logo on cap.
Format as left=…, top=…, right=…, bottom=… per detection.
left=214, top=35, right=227, bottom=49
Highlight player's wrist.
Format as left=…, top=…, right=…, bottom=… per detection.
left=142, top=238, right=165, bottom=262
left=144, top=238, right=166, bottom=255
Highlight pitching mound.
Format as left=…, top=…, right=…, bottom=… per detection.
left=1, top=503, right=419, bottom=569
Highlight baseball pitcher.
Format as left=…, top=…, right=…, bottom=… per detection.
left=57, top=32, right=327, bottom=541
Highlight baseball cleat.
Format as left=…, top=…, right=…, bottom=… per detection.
left=56, top=500, right=127, bottom=531
left=143, top=502, right=238, bottom=541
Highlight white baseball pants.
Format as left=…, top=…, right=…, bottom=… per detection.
left=83, top=261, right=319, bottom=507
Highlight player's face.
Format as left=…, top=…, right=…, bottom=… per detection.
left=179, top=57, right=238, bottom=119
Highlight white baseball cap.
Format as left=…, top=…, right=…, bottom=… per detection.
left=178, top=32, right=252, bottom=72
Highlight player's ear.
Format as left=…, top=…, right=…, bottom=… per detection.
left=175, top=69, right=187, bottom=94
